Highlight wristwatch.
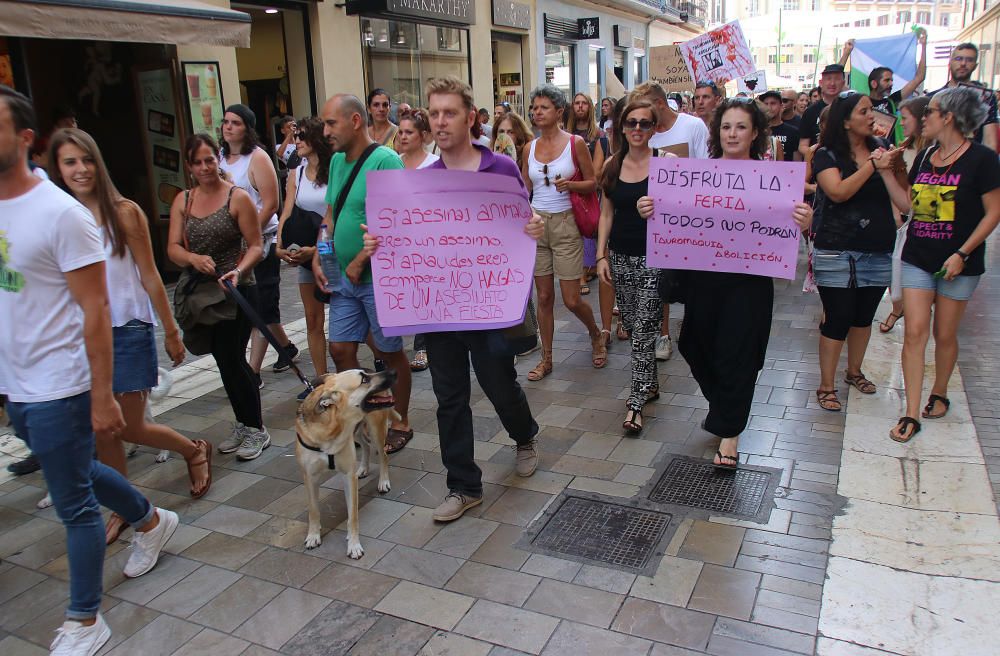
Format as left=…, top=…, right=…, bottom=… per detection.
left=234, top=267, right=242, bottom=278
left=956, top=249, right=970, bottom=262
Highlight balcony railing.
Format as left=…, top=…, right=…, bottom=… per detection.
left=623, top=0, right=708, bottom=26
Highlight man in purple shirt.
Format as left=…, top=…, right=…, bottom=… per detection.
left=364, top=76, right=544, bottom=522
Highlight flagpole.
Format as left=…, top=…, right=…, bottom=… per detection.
left=777, top=9, right=783, bottom=77
left=813, top=27, right=823, bottom=87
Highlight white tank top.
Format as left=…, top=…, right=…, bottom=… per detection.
left=220, top=146, right=279, bottom=238
left=528, top=138, right=575, bottom=213
left=293, top=163, right=329, bottom=215
left=103, top=226, right=156, bottom=328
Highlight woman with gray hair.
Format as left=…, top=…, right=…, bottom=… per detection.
left=522, top=84, right=605, bottom=381
left=890, top=86, right=1000, bottom=442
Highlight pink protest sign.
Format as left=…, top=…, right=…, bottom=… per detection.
left=366, top=169, right=536, bottom=337
left=646, top=158, right=806, bottom=280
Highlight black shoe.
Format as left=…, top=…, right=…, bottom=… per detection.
left=7, top=454, right=40, bottom=476
left=297, top=387, right=311, bottom=402
left=373, top=359, right=386, bottom=372
left=254, top=372, right=263, bottom=389
left=272, top=344, right=300, bottom=373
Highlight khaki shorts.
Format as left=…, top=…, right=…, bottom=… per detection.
left=534, top=209, right=583, bottom=280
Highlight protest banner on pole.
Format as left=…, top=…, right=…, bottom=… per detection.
left=737, top=70, right=768, bottom=95
left=648, top=45, right=694, bottom=93
left=678, top=21, right=755, bottom=86
left=366, top=170, right=536, bottom=336
left=646, top=158, right=806, bottom=280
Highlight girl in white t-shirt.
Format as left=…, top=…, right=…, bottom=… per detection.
left=49, top=128, right=213, bottom=542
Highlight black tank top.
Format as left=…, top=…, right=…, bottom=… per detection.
left=608, top=178, right=648, bottom=256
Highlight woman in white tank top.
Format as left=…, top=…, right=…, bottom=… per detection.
left=275, top=118, right=332, bottom=399
left=522, top=84, right=605, bottom=383
left=50, top=129, right=213, bottom=541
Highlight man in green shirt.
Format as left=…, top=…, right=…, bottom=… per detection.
left=314, top=94, right=412, bottom=450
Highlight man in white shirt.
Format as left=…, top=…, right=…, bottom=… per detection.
left=0, top=86, right=177, bottom=656
left=630, top=81, right=711, bottom=360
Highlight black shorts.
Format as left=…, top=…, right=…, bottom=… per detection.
left=253, top=241, right=282, bottom=325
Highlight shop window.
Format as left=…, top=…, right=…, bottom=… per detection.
left=614, top=49, right=626, bottom=86
left=897, top=10, right=911, bottom=23
left=361, top=17, right=470, bottom=109
left=916, top=11, right=931, bottom=23
left=545, top=41, right=574, bottom=99
left=634, top=55, right=645, bottom=85
left=588, top=47, right=603, bottom=103
left=878, top=15, right=889, bottom=25
left=803, top=53, right=816, bottom=63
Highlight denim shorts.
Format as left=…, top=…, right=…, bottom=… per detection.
left=901, top=261, right=981, bottom=301
left=328, top=277, right=403, bottom=353
left=813, top=249, right=891, bottom=288
left=297, top=264, right=315, bottom=284
left=112, top=320, right=158, bottom=393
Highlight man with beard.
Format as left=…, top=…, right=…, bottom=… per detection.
left=928, top=42, right=998, bottom=152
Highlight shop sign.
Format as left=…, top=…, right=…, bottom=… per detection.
left=385, top=0, right=476, bottom=24
left=492, top=0, right=530, bottom=30
left=135, top=67, right=187, bottom=223
left=577, top=17, right=599, bottom=40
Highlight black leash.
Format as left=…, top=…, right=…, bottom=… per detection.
left=222, top=279, right=314, bottom=394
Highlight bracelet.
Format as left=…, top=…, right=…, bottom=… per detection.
left=234, top=267, right=242, bottom=278
left=596, top=256, right=608, bottom=263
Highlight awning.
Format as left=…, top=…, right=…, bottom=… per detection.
left=0, top=0, right=252, bottom=48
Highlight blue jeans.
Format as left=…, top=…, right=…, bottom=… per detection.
left=8, top=393, right=154, bottom=620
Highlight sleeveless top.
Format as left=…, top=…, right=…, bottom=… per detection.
left=294, top=164, right=329, bottom=215
left=103, top=217, right=156, bottom=327
left=608, top=178, right=649, bottom=257
left=220, top=146, right=279, bottom=240
left=528, top=138, right=575, bottom=213
left=374, top=123, right=399, bottom=147
left=185, top=187, right=255, bottom=285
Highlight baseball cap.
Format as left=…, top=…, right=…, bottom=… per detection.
left=758, top=90, right=781, bottom=102
left=821, top=64, right=845, bottom=76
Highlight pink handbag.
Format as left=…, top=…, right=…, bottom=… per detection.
left=568, top=135, right=601, bottom=239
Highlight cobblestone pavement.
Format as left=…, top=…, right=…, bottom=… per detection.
left=0, top=254, right=996, bottom=655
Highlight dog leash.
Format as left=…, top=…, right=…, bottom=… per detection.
left=222, top=279, right=314, bottom=394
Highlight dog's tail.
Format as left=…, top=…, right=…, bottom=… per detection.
left=150, top=367, right=174, bottom=402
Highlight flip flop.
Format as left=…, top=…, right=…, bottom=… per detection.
left=385, top=428, right=414, bottom=454
left=712, top=450, right=739, bottom=470
left=890, top=416, right=921, bottom=443
left=922, top=394, right=950, bottom=419
left=410, top=350, right=429, bottom=372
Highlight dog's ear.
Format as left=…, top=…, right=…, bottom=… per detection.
left=318, top=391, right=340, bottom=410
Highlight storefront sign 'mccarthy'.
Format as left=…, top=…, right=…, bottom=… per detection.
left=646, top=158, right=806, bottom=280
left=387, top=0, right=476, bottom=24
left=366, top=169, right=536, bottom=336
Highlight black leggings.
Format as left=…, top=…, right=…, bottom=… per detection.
left=817, top=285, right=886, bottom=341
left=209, top=285, right=263, bottom=429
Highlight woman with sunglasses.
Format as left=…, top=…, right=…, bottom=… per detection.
left=639, top=99, right=813, bottom=468
left=596, top=101, right=662, bottom=435
left=891, top=87, right=1000, bottom=442
left=811, top=92, right=909, bottom=413
left=522, top=84, right=605, bottom=381
left=275, top=118, right=331, bottom=400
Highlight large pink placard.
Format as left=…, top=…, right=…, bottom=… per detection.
left=366, top=169, right=536, bottom=336
left=646, top=158, right=806, bottom=280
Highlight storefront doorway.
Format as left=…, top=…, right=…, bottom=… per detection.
left=492, top=33, right=525, bottom=117
left=545, top=41, right=574, bottom=99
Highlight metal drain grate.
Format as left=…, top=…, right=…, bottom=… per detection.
left=649, top=457, right=773, bottom=518
left=532, top=497, right=671, bottom=570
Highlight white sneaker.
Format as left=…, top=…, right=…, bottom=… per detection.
left=217, top=422, right=247, bottom=453
left=50, top=613, right=111, bottom=656
left=655, top=335, right=673, bottom=361
left=123, top=508, right=178, bottom=578
left=236, top=427, right=271, bottom=461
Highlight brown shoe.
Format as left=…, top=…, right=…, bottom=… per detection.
left=432, top=492, right=482, bottom=522
left=515, top=440, right=538, bottom=477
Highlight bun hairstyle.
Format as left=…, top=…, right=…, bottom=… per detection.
left=184, top=132, right=229, bottom=185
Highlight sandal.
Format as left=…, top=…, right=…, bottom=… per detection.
left=410, top=350, right=429, bottom=372
left=186, top=439, right=213, bottom=499
left=592, top=332, right=608, bottom=368
left=713, top=450, right=740, bottom=470
left=580, top=282, right=591, bottom=295
left=612, top=306, right=620, bottom=317
left=879, top=311, right=903, bottom=333
left=627, top=388, right=660, bottom=408
left=105, top=513, right=129, bottom=545
left=844, top=371, right=877, bottom=395
left=922, top=394, right=950, bottom=419
left=890, top=416, right=922, bottom=443
left=600, top=329, right=612, bottom=348
left=623, top=409, right=643, bottom=436
left=527, top=354, right=553, bottom=381
left=616, top=320, right=629, bottom=341
left=816, top=389, right=843, bottom=412
left=385, top=427, right=414, bottom=454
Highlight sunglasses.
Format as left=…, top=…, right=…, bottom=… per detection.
left=925, top=106, right=943, bottom=116
left=539, top=164, right=550, bottom=186
left=293, top=131, right=304, bottom=140
left=781, top=97, right=795, bottom=103
left=623, top=119, right=655, bottom=131
left=838, top=90, right=860, bottom=99
left=697, top=80, right=719, bottom=89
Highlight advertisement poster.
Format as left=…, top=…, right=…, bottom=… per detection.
left=678, top=21, right=755, bottom=86
left=648, top=45, right=694, bottom=93
left=182, top=62, right=224, bottom=141
left=646, top=157, right=806, bottom=280
left=366, top=170, right=536, bottom=336
left=135, top=68, right=186, bottom=222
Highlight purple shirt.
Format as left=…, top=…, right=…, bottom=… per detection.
left=428, top=143, right=528, bottom=198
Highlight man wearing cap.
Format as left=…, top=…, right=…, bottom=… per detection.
left=797, top=64, right=847, bottom=160
left=760, top=90, right=797, bottom=162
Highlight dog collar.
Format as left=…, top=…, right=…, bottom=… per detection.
left=297, top=432, right=336, bottom=470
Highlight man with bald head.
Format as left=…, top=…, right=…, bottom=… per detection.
left=780, top=89, right=800, bottom=128
left=313, top=94, right=413, bottom=450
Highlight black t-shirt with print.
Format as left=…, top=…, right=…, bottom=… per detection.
left=798, top=100, right=827, bottom=148
left=812, top=146, right=897, bottom=253
left=770, top=122, right=799, bottom=162
left=903, top=142, right=1000, bottom=276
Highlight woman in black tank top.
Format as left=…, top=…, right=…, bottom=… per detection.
left=595, top=100, right=662, bottom=436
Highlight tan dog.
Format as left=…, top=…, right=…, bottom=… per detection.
left=295, top=369, right=399, bottom=558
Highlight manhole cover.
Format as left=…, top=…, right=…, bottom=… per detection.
left=648, top=457, right=773, bottom=518
left=531, top=497, right=671, bottom=570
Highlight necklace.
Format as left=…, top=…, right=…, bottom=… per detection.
left=936, top=140, right=968, bottom=166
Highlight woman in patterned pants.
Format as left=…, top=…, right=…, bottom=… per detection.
left=596, top=99, right=663, bottom=436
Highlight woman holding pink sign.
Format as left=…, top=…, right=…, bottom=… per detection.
left=639, top=99, right=813, bottom=469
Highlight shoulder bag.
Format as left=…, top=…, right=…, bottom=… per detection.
left=280, top=166, right=324, bottom=255
left=568, top=135, right=601, bottom=239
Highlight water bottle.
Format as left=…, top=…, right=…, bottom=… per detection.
left=316, top=224, right=340, bottom=292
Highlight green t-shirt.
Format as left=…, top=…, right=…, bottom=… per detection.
left=325, top=146, right=403, bottom=283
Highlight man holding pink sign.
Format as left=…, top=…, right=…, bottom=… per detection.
left=363, top=77, right=545, bottom=523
